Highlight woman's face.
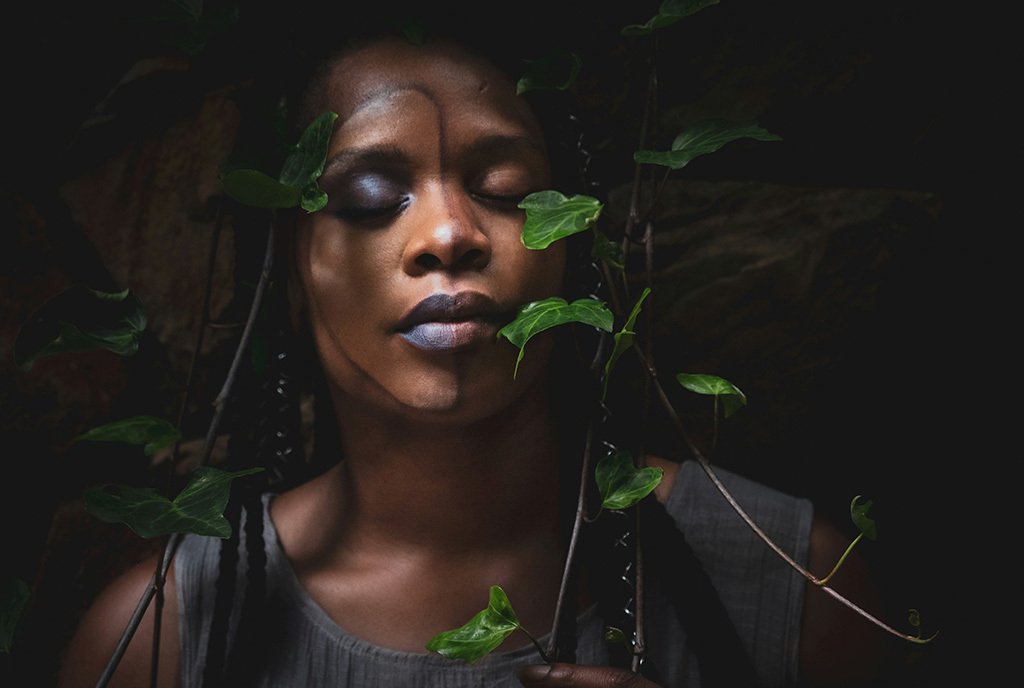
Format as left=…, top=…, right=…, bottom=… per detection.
left=293, top=37, right=567, bottom=425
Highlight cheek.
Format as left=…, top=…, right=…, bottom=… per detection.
left=514, top=240, right=567, bottom=298
left=301, top=224, right=398, bottom=305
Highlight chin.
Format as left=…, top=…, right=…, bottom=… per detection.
left=390, top=361, right=549, bottom=426
left=319, top=327, right=557, bottom=427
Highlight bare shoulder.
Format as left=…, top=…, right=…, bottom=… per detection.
left=800, top=511, right=889, bottom=686
left=646, top=455, right=681, bottom=504
left=57, top=554, right=179, bottom=688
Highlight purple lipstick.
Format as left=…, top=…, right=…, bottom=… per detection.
left=395, top=292, right=504, bottom=352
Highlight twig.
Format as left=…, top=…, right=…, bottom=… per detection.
left=94, top=219, right=278, bottom=688
left=546, top=419, right=596, bottom=660
left=636, top=348, right=932, bottom=645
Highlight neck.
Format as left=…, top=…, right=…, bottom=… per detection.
left=323, top=380, right=567, bottom=557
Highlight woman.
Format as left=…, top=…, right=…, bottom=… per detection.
left=57, top=10, right=885, bottom=688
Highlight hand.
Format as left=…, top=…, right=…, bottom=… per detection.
left=517, top=663, right=662, bottom=687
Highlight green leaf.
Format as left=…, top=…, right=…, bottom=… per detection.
left=634, top=119, right=781, bottom=170
left=300, top=183, right=329, bottom=213
left=221, top=110, right=337, bottom=211
left=75, top=416, right=181, bottom=456
left=850, top=496, right=877, bottom=541
left=602, top=288, right=651, bottom=400
left=675, top=372, right=747, bottom=417
left=0, top=578, right=30, bottom=653
left=516, top=50, right=582, bottom=94
left=622, top=0, right=719, bottom=36
left=278, top=111, right=338, bottom=190
left=591, top=231, right=624, bottom=269
left=595, top=450, right=664, bottom=510
left=15, top=286, right=146, bottom=369
left=603, top=626, right=627, bottom=644
left=83, top=466, right=263, bottom=538
left=519, top=191, right=603, bottom=250
left=498, top=297, right=613, bottom=378
left=222, top=168, right=302, bottom=209
left=426, top=585, right=520, bottom=663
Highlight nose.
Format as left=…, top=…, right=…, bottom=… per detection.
left=401, top=185, right=491, bottom=276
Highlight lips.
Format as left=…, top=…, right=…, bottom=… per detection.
left=395, top=292, right=507, bottom=352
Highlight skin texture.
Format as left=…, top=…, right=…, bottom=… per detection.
left=56, top=36, right=886, bottom=688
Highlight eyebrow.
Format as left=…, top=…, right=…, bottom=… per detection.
left=464, top=133, right=547, bottom=160
left=321, top=133, right=546, bottom=182
left=320, top=146, right=412, bottom=181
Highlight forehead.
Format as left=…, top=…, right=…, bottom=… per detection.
left=315, top=37, right=543, bottom=137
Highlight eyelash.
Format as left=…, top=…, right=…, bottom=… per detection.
left=330, top=185, right=527, bottom=224
left=334, top=198, right=409, bottom=223
left=471, top=191, right=526, bottom=209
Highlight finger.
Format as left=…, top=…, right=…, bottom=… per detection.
left=517, top=663, right=660, bottom=687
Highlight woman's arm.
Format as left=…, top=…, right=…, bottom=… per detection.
left=799, top=512, right=888, bottom=686
left=57, top=555, right=180, bottom=688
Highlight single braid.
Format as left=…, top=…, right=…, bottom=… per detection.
left=253, top=282, right=307, bottom=492
left=200, top=490, right=242, bottom=687
left=221, top=489, right=270, bottom=686
left=201, top=221, right=303, bottom=686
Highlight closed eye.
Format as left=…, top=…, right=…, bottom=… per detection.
left=334, top=198, right=410, bottom=223
left=471, top=191, right=527, bottom=209
left=328, top=171, right=410, bottom=224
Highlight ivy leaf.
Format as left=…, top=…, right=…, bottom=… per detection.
left=591, top=231, right=624, bottom=270
left=519, top=191, right=603, bottom=250
left=426, top=585, right=520, bottom=663
left=221, top=169, right=302, bottom=209
left=850, top=495, right=877, bottom=541
left=498, top=297, right=613, bottom=378
left=83, top=466, right=264, bottom=539
left=596, top=450, right=664, bottom=510
left=15, top=286, right=146, bottom=370
left=634, top=119, right=781, bottom=170
left=75, top=416, right=182, bottom=456
left=300, top=183, right=329, bottom=213
left=622, top=0, right=719, bottom=36
left=284, top=112, right=337, bottom=214
left=603, top=626, right=627, bottom=644
left=602, top=287, right=651, bottom=400
left=221, top=110, right=337, bottom=212
left=278, top=110, right=338, bottom=189
left=675, top=373, right=747, bottom=417
left=0, top=578, right=30, bottom=653
left=516, top=50, right=582, bottom=94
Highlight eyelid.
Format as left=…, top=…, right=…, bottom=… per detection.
left=470, top=166, right=535, bottom=201
left=333, top=197, right=410, bottom=224
left=471, top=190, right=527, bottom=204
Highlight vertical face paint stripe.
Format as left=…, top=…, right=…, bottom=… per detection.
left=295, top=36, right=566, bottom=422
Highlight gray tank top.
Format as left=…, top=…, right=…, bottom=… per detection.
left=176, top=461, right=812, bottom=687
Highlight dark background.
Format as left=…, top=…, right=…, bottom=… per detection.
left=1, top=1, right=1003, bottom=685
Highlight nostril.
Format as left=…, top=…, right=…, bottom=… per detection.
left=415, top=253, right=442, bottom=271
left=458, top=248, right=488, bottom=269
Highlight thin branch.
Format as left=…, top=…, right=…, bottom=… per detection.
left=630, top=508, right=646, bottom=672
left=546, top=418, right=597, bottom=660
left=171, top=202, right=224, bottom=469
left=94, top=219, right=278, bottom=688
left=620, top=69, right=659, bottom=301
left=636, top=348, right=931, bottom=645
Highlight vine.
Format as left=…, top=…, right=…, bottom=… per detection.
left=2, top=0, right=938, bottom=684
